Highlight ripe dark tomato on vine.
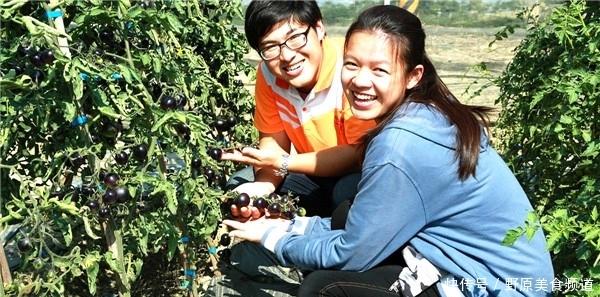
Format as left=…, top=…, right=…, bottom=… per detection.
left=103, top=172, right=119, bottom=187
left=207, top=147, right=222, bottom=161
left=132, top=144, right=148, bottom=161
left=115, top=187, right=130, bottom=203
left=98, top=170, right=107, bottom=182
left=99, top=207, right=111, bottom=219
left=17, top=238, right=32, bottom=251
left=139, top=38, right=150, bottom=49
left=191, top=157, right=202, bottom=170
left=30, top=54, right=43, bottom=67
left=204, top=168, right=215, bottom=181
left=81, top=185, right=95, bottom=197
left=177, top=95, right=187, bottom=109
left=213, top=173, right=225, bottom=189
left=254, top=197, right=269, bottom=210
left=268, top=192, right=279, bottom=200
left=12, top=65, right=24, bottom=76
left=214, top=118, right=228, bottom=132
left=220, top=233, right=231, bottom=246
left=31, top=70, right=44, bottom=84
left=160, top=95, right=177, bottom=110
left=234, top=193, right=251, bottom=208
left=99, top=30, right=114, bottom=44
left=114, top=151, right=129, bottom=165
left=87, top=200, right=99, bottom=210
left=103, top=189, right=117, bottom=204
left=94, top=49, right=104, bottom=57
left=69, top=153, right=86, bottom=169
left=226, top=115, right=236, bottom=130
left=174, top=123, right=190, bottom=138
left=267, top=203, right=281, bottom=215
left=40, top=50, right=55, bottom=65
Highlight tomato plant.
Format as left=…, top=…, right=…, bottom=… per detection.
left=0, top=0, right=255, bottom=295
left=495, top=0, right=600, bottom=295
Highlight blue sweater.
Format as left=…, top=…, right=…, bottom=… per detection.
left=262, top=103, right=554, bottom=296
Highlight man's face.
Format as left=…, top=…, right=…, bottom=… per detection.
left=258, top=19, right=325, bottom=94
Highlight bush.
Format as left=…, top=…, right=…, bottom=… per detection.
left=0, top=0, right=255, bottom=295
left=495, top=0, right=600, bottom=295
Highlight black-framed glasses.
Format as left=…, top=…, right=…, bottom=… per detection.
left=259, top=26, right=312, bottom=61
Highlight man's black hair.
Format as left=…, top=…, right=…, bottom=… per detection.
left=244, top=0, right=323, bottom=51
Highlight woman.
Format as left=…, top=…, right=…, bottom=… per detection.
left=225, top=5, right=554, bottom=297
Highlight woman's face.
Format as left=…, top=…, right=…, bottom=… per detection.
left=341, top=31, right=421, bottom=121
left=259, top=19, right=325, bottom=94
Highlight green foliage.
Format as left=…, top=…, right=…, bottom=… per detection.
left=495, top=0, right=600, bottom=295
left=0, top=0, right=254, bottom=295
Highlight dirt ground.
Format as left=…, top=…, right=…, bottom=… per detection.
left=243, top=25, right=525, bottom=119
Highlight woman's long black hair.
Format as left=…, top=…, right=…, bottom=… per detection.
left=346, top=5, right=493, bottom=180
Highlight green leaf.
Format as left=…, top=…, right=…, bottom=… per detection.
left=165, top=13, right=183, bottom=33
left=82, top=252, right=101, bottom=295
left=83, top=216, right=101, bottom=240
left=559, top=115, right=574, bottom=124
left=151, top=113, right=174, bottom=132
left=502, top=227, right=525, bottom=246
left=592, top=206, right=598, bottom=222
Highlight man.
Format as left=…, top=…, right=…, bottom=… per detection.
left=223, top=0, right=374, bottom=216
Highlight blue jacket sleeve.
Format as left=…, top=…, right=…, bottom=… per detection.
left=272, top=162, right=428, bottom=271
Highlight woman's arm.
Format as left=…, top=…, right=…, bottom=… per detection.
left=267, top=162, right=427, bottom=271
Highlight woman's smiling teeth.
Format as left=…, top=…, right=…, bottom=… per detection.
left=353, top=92, right=377, bottom=102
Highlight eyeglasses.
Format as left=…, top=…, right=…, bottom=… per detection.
left=259, top=26, right=311, bottom=61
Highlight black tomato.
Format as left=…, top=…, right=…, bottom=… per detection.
left=132, top=144, right=148, bottom=161
left=31, top=70, right=44, bottom=84
left=214, top=118, right=228, bottom=132
left=219, top=233, right=231, bottom=246
left=17, top=237, right=32, bottom=251
left=160, top=95, right=177, bottom=110
left=114, top=151, right=129, bottom=165
left=234, top=193, right=251, bottom=208
left=191, top=157, right=202, bottom=170
left=103, top=173, right=119, bottom=187
left=267, top=203, right=281, bottom=215
left=254, top=197, right=269, bottom=210
left=87, top=200, right=99, bottom=210
left=40, top=50, right=55, bottom=65
left=81, top=185, right=95, bottom=197
left=98, top=207, right=111, bottom=219
left=226, top=115, right=236, bottom=130
left=177, top=95, right=187, bottom=109
left=99, top=30, right=114, bottom=44
left=103, top=189, right=117, bottom=204
left=204, top=168, right=215, bottom=181
left=207, top=147, right=222, bottom=161
left=69, top=153, right=86, bottom=168
left=115, top=187, right=130, bottom=203
left=30, top=54, right=43, bottom=67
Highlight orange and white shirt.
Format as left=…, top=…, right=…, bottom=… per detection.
left=253, top=38, right=375, bottom=154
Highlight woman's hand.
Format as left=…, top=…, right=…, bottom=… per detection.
left=223, top=217, right=290, bottom=243
left=220, top=147, right=285, bottom=170
left=232, top=181, right=275, bottom=198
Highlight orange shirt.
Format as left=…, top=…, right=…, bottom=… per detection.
left=253, top=39, right=375, bottom=154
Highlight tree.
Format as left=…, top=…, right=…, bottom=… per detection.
left=0, top=0, right=254, bottom=295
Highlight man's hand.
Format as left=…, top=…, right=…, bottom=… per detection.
left=223, top=217, right=290, bottom=243
left=220, top=147, right=285, bottom=170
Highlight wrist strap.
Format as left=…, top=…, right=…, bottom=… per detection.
left=274, top=154, right=290, bottom=177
